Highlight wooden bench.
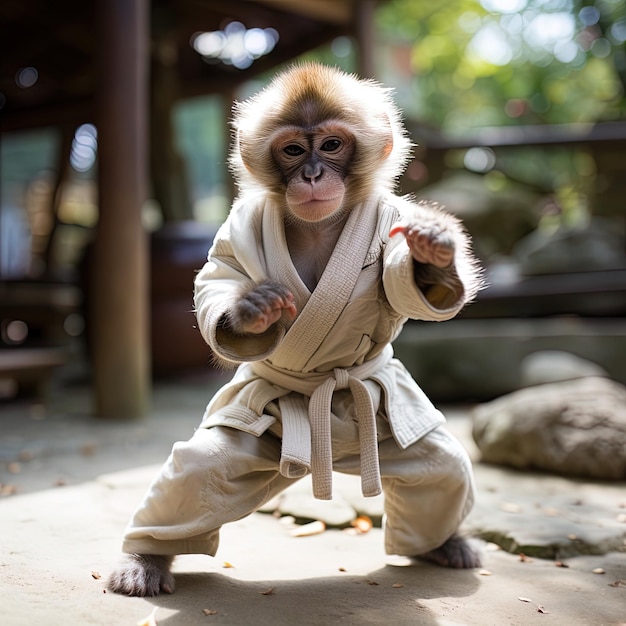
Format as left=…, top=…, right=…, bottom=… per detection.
left=0, top=348, right=69, bottom=398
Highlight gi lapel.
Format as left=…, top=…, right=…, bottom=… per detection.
left=265, top=198, right=379, bottom=371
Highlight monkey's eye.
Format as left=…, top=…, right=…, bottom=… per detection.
left=283, top=144, right=305, bottom=156
left=320, top=138, right=342, bottom=152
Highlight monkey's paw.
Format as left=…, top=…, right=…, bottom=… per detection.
left=107, top=554, right=175, bottom=597
left=232, top=280, right=297, bottom=334
left=416, top=535, right=482, bottom=569
left=389, top=221, right=456, bottom=268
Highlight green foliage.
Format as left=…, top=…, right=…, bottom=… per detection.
left=377, top=0, right=626, bottom=129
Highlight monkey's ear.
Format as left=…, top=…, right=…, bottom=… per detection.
left=382, top=137, right=393, bottom=159
left=236, top=129, right=255, bottom=173
left=378, top=112, right=394, bottom=160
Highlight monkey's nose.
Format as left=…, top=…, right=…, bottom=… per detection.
left=302, top=162, right=323, bottom=182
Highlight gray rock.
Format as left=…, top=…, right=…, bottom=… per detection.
left=257, top=473, right=385, bottom=527
left=513, top=217, right=626, bottom=274
left=471, top=376, right=626, bottom=479
left=520, top=350, right=608, bottom=387
left=464, top=462, right=626, bottom=557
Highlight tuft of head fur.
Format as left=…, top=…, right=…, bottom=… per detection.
left=230, top=62, right=412, bottom=206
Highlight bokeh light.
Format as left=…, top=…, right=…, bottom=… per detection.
left=192, top=22, right=279, bottom=70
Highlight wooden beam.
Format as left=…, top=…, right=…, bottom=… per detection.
left=354, top=0, right=377, bottom=79
left=91, top=0, right=149, bottom=418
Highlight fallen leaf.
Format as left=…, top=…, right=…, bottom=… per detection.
left=517, top=596, right=532, bottom=603
left=0, top=484, right=17, bottom=496
left=555, top=561, right=569, bottom=568
left=81, top=443, right=97, bottom=457
left=91, top=571, right=102, bottom=580
left=392, top=583, right=404, bottom=588
left=519, top=553, right=533, bottom=563
left=542, top=507, right=560, bottom=517
left=338, top=567, right=347, bottom=572
left=537, top=606, right=549, bottom=614
left=18, top=450, right=34, bottom=462
left=137, top=607, right=158, bottom=626
left=259, top=587, right=275, bottom=595
left=222, top=561, right=234, bottom=568
left=608, top=579, right=626, bottom=588
left=592, top=568, right=606, bottom=575
left=290, top=520, right=326, bottom=537
left=500, top=502, right=522, bottom=514
left=366, top=580, right=379, bottom=586
left=202, top=609, right=218, bottom=615
left=478, top=569, right=492, bottom=576
left=54, top=478, right=67, bottom=487
left=350, top=516, right=373, bottom=534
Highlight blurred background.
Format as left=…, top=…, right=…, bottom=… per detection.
left=1, top=0, right=625, bottom=416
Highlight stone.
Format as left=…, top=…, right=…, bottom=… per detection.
left=471, top=376, right=626, bottom=479
left=513, top=217, right=626, bottom=274
left=520, top=350, right=608, bottom=387
left=257, top=473, right=385, bottom=527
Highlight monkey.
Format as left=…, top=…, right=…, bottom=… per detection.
left=107, top=62, right=484, bottom=597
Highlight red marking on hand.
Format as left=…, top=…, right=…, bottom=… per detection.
left=389, top=226, right=406, bottom=238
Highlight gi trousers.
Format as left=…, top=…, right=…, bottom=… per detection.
left=121, top=411, right=475, bottom=558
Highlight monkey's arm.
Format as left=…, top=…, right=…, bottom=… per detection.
left=194, top=213, right=294, bottom=365
left=227, top=281, right=296, bottom=335
left=384, top=200, right=483, bottom=319
left=389, top=221, right=464, bottom=309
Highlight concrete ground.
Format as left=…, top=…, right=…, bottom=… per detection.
left=1, top=373, right=625, bottom=626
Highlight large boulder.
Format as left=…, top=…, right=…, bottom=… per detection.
left=471, top=376, right=626, bottom=479
left=520, top=350, right=608, bottom=387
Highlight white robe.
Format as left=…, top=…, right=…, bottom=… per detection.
left=194, top=193, right=474, bottom=500
left=120, top=192, right=479, bottom=556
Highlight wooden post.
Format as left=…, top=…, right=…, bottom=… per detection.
left=354, top=0, right=377, bottom=79
left=92, top=0, right=149, bottom=417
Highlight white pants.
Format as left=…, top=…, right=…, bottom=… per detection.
left=121, top=416, right=475, bottom=557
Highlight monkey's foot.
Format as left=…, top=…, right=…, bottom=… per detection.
left=107, top=554, right=175, bottom=596
left=416, top=535, right=482, bottom=569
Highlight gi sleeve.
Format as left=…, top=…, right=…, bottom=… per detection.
left=194, top=210, right=286, bottom=364
left=381, top=200, right=483, bottom=321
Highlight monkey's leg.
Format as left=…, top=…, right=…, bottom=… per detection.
left=107, top=554, right=175, bottom=596
left=375, top=426, right=479, bottom=567
left=109, top=426, right=299, bottom=596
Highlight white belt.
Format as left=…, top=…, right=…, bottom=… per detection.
left=251, top=345, right=392, bottom=500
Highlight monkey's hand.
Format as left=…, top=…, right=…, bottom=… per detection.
left=229, top=280, right=297, bottom=335
left=390, top=217, right=464, bottom=309
left=389, top=221, right=455, bottom=268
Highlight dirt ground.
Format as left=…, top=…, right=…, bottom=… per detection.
left=1, top=379, right=625, bottom=625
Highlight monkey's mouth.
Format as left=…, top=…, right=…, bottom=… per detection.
left=292, top=192, right=343, bottom=207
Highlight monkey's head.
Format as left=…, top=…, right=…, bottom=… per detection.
left=230, top=63, right=412, bottom=223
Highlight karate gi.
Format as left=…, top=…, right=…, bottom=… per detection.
left=121, top=192, right=480, bottom=558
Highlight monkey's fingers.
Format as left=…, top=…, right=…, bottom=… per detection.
left=244, top=312, right=278, bottom=334
left=280, top=293, right=298, bottom=321
left=407, top=234, right=454, bottom=268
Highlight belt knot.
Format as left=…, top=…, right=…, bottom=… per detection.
left=333, top=368, right=350, bottom=390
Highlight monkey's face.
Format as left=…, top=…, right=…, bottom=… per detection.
left=232, top=63, right=411, bottom=218
left=270, top=122, right=356, bottom=223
